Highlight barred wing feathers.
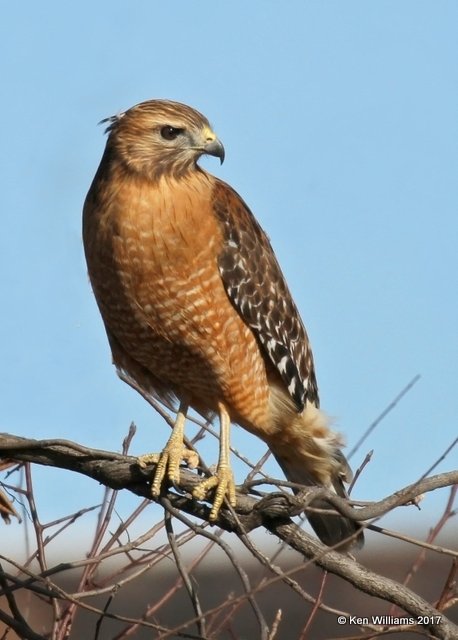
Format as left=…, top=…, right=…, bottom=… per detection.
left=213, top=180, right=319, bottom=411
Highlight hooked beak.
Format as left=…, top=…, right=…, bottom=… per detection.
left=204, top=136, right=225, bottom=164
left=201, top=126, right=225, bottom=164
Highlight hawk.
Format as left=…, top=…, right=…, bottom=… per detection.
left=83, top=99, right=363, bottom=549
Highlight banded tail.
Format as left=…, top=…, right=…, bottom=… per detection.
left=267, top=401, right=364, bottom=550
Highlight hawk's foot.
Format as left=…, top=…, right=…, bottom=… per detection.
left=193, top=466, right=237, bottom=521
left=137, top=402, right=198, bottom=496
left=138, top=445, right=199, bottom=496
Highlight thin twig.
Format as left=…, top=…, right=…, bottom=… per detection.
left=435, top=558, right=458, bottom=612
left=267, top=609, right=282, bottom=640
left=348, top=450, right=373, bottom=494
left=94, top=592, right=116, bottom=640
left=367, top=523, right=457, bottom=558
left=0, top=608, right=46, bottom=640
left=348, top=374, right=421, bottom=459
left=159, top=497, right=269, bottom=640
left=164, top=510, right=207, bottom=639
left=299, top=570, right=328, bottom=639
left=111, top=524, right=220, bottom=639
left=389, top=484, right=457, bottom=617
left=418, top=437, right=458, bottom=482
left=0, top=562, right=41, bottom=639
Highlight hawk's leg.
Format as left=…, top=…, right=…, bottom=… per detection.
left=193, top=401, right=237, bottom=520
left=138, top=400, right=199, bottom=495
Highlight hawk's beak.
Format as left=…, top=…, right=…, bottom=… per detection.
left=202, top=129, right=225, bottom=164
left=204, top=137, right=225, bottom=164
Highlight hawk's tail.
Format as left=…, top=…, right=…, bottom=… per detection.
left=273, top=449, right=364, bottom=550
left=267, top=403, right=364, bottom=550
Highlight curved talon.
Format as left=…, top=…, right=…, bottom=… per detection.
left=151, top=447, right=180, bottom=495
left=137, top=402, right=196, bottom=496
left=137, top=452, right=160, bottom=468
left=138, top=445, right=198, bottom=496
left=193, top=468, right=237, bottom=521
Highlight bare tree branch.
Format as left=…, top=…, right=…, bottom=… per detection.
left=1, top=431, right=456, bottom=639
left=262, top=519, right=457, bottom=639
left=1, top=433, right=456, bottom=527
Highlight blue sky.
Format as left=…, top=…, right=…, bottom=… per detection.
left=1, top=1, right=457, bottom=547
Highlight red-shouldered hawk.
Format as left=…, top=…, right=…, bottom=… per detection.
left=83, top=99, right=363, bottom=549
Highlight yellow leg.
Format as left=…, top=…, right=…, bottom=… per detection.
left=138, top=400, right=198, bottom=496
left=193, top=402, right=237, bottom=520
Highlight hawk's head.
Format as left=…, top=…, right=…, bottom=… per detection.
left=102, top=99, right=224, bottom=180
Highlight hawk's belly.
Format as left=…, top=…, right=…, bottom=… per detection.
left=90, top=197, right=271, bottom=430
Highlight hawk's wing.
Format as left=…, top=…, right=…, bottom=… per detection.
left=213, top=180, right=319, bottom=411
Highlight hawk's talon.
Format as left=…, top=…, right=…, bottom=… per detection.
left=137, top=402, right=199, bottom=496
left=182, top=448, right=200, bottom=470
left=138, top=444, right=197, bottom=496
left=137, top=452, right=161, bottom=468
left=193, top=467, right=237, bottom=521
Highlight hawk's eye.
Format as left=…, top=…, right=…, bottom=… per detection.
left=160, top=126, right=183, bottom=141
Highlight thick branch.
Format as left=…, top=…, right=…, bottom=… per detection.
left=1, top=433, right=456, bottom=526
left=1, top=432, right=457, bottom=639
left=263, top=520, right=457, bottom=639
